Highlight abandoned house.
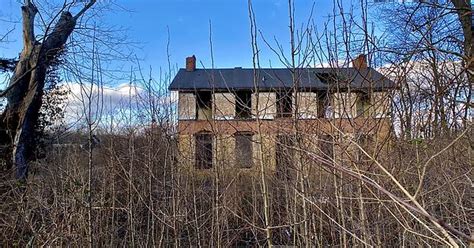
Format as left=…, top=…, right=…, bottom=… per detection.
left=169, top=55, right=395, bottom=173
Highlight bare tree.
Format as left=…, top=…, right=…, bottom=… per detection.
left=377, top=0, right=472, bottom=138
left=0, top=0, right=97, bottom=180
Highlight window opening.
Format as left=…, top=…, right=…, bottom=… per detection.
left=235, top=132, right=254, bottom=168
left=195, top=132, right=213, bottom=169
left=196, top=91, right=212, bottom=120
left=235, top=91, right=252, bottom=119
left=276, top=90, right=293, bottom=118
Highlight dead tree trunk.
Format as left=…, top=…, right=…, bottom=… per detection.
left=450, top=0, right=473, bottom=124
left=0, top=0, right=96, bottom=181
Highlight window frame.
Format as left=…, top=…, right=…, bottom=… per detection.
left=356, top=91, right=371, bottom=117
left=319, top=134, right=334, bottom=164
left=275, top=134, right=296, bottom=179
left=196, top=91, right=213, bottom=120
left=195, top=132, right=213, bottom=169
left=235, top=91, right=252, bottom=119
left=234, top=132, right=254, bottom=168
left=276, top=89, right=293, bottom=118
left=317, top=91, right=332, bottom=118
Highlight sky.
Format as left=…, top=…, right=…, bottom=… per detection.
left=0, top=0, right=360, bottom=70
left=0, top=0, right=382, bottom=128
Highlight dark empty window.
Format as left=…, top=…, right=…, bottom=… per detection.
left=276, top=134, right=295, bottom=179
left=356, top=92, right=371, bottom=117
left=196, top=91, right=212, bottom=120
left=235, top=132, right=254, bottom=168
left=320, top=135, right=334, bottom=164
left=317, top=73, right=331, bottom=84
left=195, top=132, right=213, bottom=169
left=357, top=134, right=372, bottom=163
left=317, top=72, right=338, bottom=84
left=317, top=91, right=332, bottom=118
left=235, top=91, right=252, bottom=119
left=276, top=90, right=293, bottom=118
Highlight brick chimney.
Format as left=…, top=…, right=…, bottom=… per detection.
left=186, top=55, right=196, bottom=72
left=352, top=54, right=367, bottom=70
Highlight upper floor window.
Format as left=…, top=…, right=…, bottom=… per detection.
left=317, top=91, right=332, bottom=118
left=317, top=72, right=338, bottom=85
left=276, top=90, right=293, bottom=118
left=235, top=91, right=252, bottom=119
left=196, top=91, right=212, bottom=120
left=195, top=132, right=213, bottom=169
left=356, top=92, right=371, bottom=117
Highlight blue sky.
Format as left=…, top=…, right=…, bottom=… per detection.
left=0, top=0, right=389, bottom=127
left=0, top=0, right=363, bottom=71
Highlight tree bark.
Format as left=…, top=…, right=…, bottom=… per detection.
left=450, top=0, right=472, bottom=128
left=0, top=0, right=96, bottom=181
left=450, top=0, right=473, bottom=67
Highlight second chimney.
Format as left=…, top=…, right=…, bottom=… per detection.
left=186, top=55, right=196, bottom=72
left=352, top=54, right=367, bottom=70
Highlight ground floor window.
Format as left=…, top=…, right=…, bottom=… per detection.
left=320, top=134, right=334, bottom=164
left=276, top=134, right=296, bottom=179
left=235, top=132, right=254, bottom=168
left=195, top=132, right=213, bottom=169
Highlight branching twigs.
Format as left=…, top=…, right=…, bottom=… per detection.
left=413, top=128, right=469, bottom=198
left=327, top=122, right=471, bottom=245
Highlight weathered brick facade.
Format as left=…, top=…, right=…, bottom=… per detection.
left=171, top=56, right=395, bottom=173
left=176, top=90, right=392, bottom=172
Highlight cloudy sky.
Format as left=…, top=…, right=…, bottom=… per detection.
left=0, top=0, right=383, bottom=128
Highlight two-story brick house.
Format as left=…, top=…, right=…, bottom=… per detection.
left=169, top=55, right=395, bottom=173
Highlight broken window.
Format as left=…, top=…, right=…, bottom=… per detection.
left=235, top=132, right=254, bottom=168
left=195, top=132, right=213, bottom=169
left=356, top=91, right=371, bottom=117
left=276, top=90, right=293, bottom=118
left=196, top=91, right=212, bottom=120
left=317, top=91, right=332, bottom=118
left=317, top=72, right=338, bottom=85
left=317, top=73, right=331, bottom=84
left=235, top=91, right=252, bottom=119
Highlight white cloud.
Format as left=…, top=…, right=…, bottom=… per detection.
left=57, top=82, right=176, bottom=131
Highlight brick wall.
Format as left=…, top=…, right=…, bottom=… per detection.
left=176, top=90, right=392, bottom=173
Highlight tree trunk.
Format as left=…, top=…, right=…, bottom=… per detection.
left=450, top=0, right=472, bottom=128
left=0, top=0, right=95, bottom=181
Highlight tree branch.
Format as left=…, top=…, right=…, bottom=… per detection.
left=21, top=0, right=38, bottom=50
left=74, top=0, right=97, bottom=21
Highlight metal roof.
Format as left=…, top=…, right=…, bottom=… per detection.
left=169, top=67, right=395, bottom=91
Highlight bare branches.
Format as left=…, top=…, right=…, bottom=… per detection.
left=74, top=0, right=97, bottom=21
